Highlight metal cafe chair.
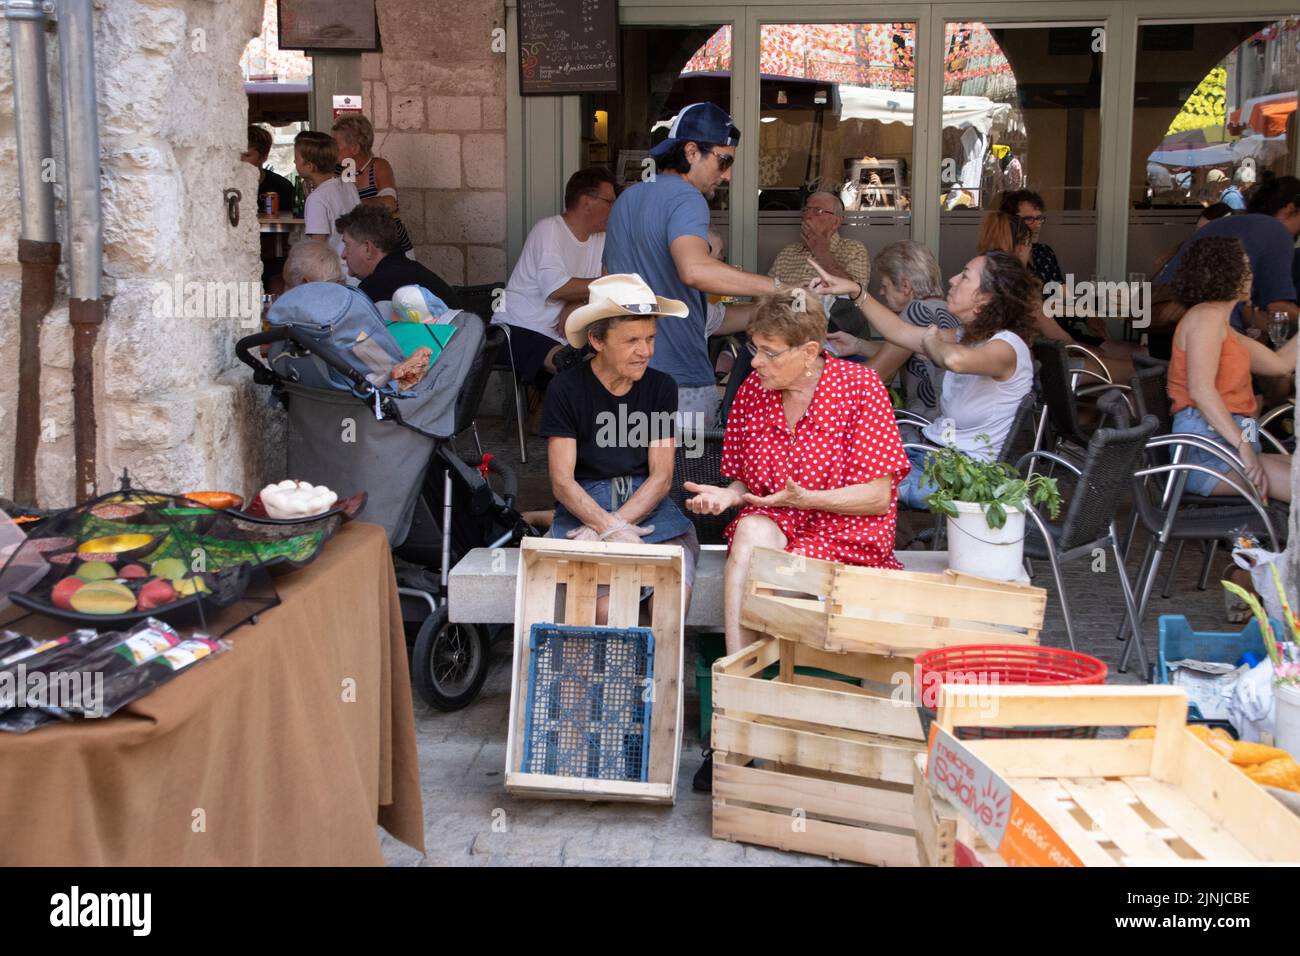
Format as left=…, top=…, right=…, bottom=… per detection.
left=1013, top=391, right=1157, bottom=661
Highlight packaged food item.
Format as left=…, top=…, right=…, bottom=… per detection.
left=64, top=628, right=226, bottom=719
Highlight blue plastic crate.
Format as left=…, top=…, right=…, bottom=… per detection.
left=521, top=624, right=654, bottom=782
left=1156, top=614, right=1280, bottom=720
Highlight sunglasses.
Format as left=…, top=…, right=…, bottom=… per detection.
left=699, top=147, right=735, bottom=172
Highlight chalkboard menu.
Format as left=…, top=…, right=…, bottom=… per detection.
left=519, top=0, right=619, bottom=96
left=278, top=0, right=379, bottom=51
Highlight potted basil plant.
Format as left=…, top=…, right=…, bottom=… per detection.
left=921, top=438, right=1061, bottom=581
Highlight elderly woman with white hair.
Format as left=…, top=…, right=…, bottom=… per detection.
left=282, top=239, right=347, bottom=288
left=825, top=239, right=959, bottom=433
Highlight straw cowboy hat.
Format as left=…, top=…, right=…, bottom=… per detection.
left=564, top=273, right=689, bottom=348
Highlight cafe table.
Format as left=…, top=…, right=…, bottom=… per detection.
left=0, top=521, right=424, bottom=865
left=259, top=213, right=305, bottom=259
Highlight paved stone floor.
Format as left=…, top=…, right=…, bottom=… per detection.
left=381, top=410, right=1246, bottom=866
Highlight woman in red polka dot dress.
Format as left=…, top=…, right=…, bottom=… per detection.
left=684, top=294, right=909, bottom=657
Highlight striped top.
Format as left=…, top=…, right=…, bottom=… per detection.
left=354, top=157, right=414, bottom=253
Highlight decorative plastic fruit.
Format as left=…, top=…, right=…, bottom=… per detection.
left=172, top=577, right=209, bottom=597
left=118, top=564, right=149, bottom=580
left=137, top=578, right=177, bottom=610
left=149, top=558, right=188, bottom=580
left=259, top=480, right=338, bottom=519
left=69, top=581, right=137, bottom=615
left=51, top=577, right=86, bottom=610
left=77, top=534, right=159, bottom=562
left=76, top=561, right=117, bottom=582
left=182, top=491, right=243, bottom=510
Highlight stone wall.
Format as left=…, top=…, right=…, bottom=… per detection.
left=0, top=0, right=287, bottom=507
left=365, top=0, right=508, bottom=288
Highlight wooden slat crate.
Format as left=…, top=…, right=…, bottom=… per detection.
left=711, top=636, right=927, bottom=866
left=740, top=547, right=1047, bottom=657
left=929, top=684, right=1300, bottom=865
left=912, top=754, right=1002, bottom=867
left=504, top=537, right=685, bottom=804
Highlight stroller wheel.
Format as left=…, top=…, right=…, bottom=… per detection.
left=412, top=605, right=491, bottom=711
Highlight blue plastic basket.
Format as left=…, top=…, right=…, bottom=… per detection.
left=521, top=624, right=654, bottom=782
left=1156, top=614, right=1280, bottom=720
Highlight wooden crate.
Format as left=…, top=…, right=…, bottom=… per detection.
left=711, top=636, right=927, bottom=865
left=741, top=546, right=1046, bottom=658
left=911, top=754, right=1002, bottom=867
left=504, top=536, right=685, bottom=804
left=930, top=684, right=1300, bottom=865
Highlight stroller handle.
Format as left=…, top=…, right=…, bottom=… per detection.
left=236, top=325, right=393, bottom=408
left=234, top=328, right=286, bottom=385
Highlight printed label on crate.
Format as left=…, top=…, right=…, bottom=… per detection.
left=926, top=724, right=1083, bottom=867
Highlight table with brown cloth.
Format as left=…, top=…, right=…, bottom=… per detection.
left=0, top=521, right=424, bottom=865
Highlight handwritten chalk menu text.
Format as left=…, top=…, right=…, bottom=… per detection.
left=519, top=0, right=619, bottom=95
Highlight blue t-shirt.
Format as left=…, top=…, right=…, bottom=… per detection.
left=1157, top=213, right=1298, bottom=330
left=1220, top=185, right=1247, bottom=211
left=602, top=174, right=713, bottom=388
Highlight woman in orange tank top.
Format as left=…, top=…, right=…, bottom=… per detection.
left=1169, top=236, right=1297, bottom=502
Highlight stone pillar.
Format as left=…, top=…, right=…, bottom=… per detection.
left=0, top=0, right=285, bottom=506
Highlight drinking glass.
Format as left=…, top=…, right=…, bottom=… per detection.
left=1269, top=311, right=1292, bottom=349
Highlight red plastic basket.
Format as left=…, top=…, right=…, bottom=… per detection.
left=914, top=644, right=1108, bottom=740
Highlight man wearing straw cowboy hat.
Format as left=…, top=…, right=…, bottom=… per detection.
left=540, top=274, right=701, bottom=619
left=603, top=102, right=795, bottom=424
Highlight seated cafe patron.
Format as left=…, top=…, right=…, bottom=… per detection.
left=540, top=274, right=702, bottom=622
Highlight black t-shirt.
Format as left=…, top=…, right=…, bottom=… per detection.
left=540, top=362, right=678, bottom=481
left=359, top=252, right=462, bottom=310
left=259, top=168, right=296, bottom=211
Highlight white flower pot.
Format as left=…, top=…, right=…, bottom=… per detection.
left=1274, top=682, right=1300, bottom=759
left=945, top=500, right=1026, bottom=582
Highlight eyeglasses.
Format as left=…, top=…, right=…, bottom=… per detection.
left=745, top=341, right=799, bottom=361
left=700, top=147, right=735, bottom=172
left=1020, top=214, right=1046, bottom=225
left=803, top=206, right=839, bottom=218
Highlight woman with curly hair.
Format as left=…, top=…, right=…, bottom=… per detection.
left=810, top=251, right=1037, bottom=509
left=1169, top=235, right=1297, bottom=502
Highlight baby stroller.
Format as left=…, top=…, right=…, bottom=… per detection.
left=236, top=283, right=537, bottom=711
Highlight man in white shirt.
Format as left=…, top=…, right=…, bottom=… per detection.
left=295, top=130, right=361, bottom=282
left=494, top=167, right=616, bottom=386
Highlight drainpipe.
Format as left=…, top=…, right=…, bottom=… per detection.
left=57, top=0, right=104, bottom=502
left=5, top=0, right=59, bottom=505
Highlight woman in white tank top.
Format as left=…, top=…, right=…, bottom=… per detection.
left=809, top=250, right=1038, bottom=510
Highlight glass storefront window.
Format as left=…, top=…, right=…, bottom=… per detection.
left=1127, top=17, right=1300, bottom=277
left=581, top=26, right=731, bottom=212
left=938, top=22, right=1104, bottom=281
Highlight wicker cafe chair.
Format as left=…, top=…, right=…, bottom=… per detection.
left=1259, top=401, right=1295, bottom=455
left=1125, top=359, right=1286, bottom=602
left=456, top=281, right=530, bottom=465
left=1116, top=416, right=1286, bottom=675
left=1032, top=338, right=1133, bottom=462
left=1014, top=391, right=1156, bottom=662
left=669, top=427, right=733, bottom=545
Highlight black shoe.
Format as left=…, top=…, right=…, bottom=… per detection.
left=692, top=750, right=714, bottom=793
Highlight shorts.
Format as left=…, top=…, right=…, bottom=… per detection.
left=494, top=322, right=563, bottom=389
left=896, top=444, right=938, bottom=510
left=1171, top=407, right=1260, bottom=497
